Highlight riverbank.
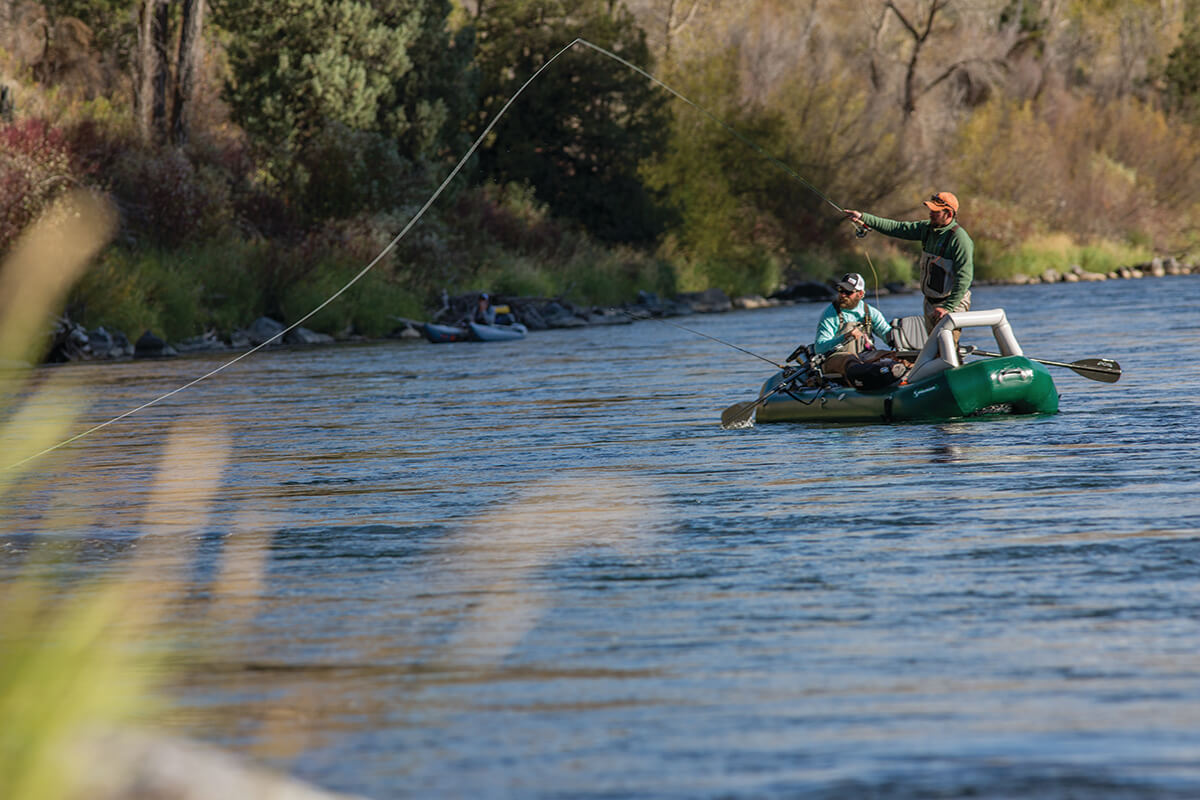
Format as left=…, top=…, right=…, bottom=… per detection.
left=38, top=256, right=1198, bottom=365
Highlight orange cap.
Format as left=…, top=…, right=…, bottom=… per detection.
left=923, top=191, right=959, bottom=214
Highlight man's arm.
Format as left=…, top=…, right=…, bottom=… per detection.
left=813, top=309, right=844, bottom=354
left=858, top=212, right=927, bottom=242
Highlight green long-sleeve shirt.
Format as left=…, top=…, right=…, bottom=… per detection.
left=860, top=212, right=975, bottom=311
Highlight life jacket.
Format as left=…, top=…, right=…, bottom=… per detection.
left=834, top=302, right=874, bottom=355
left=919, top=222, right=959, bottom=301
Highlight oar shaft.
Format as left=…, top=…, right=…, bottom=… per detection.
left=970, top=350, right=1121, bottom=381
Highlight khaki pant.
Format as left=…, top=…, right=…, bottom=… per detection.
left=823, top=348, right=897, bottom=378
left=924, top=290, right=972, bottom=344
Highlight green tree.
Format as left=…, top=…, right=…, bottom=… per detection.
left=472, top=0, right=671, bottom=243
left=218, top=0, right=472, bottom=216
left=220, top=0, right=420, bottom=153
left=1165, top=1, right=1200, bottom=122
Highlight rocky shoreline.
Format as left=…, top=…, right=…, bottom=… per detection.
left=40, top=256, right=1197, bottom=365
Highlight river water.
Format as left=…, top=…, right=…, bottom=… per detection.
left=5, top=276, right=1200, bottom=798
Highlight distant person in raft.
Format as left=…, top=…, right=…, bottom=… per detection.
left=470, top=292, right=496, bottom=326
left=843, top=191, right=974, bottom=334
left=812, top=272, right=898, bottom=382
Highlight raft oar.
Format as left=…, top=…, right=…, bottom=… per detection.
left=969, top=349, right=1122, bottom=383
left=721, top=370, right=806, bottom=429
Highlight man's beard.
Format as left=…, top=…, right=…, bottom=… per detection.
left=834, top=294, right=857, bottom=310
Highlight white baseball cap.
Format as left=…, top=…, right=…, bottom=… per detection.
left=836, top=273, right=865, bottom=293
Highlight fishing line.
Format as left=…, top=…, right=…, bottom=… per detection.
left=621, top=310, right=783, bottom=369
left=9, top=36, right=863, bottom=469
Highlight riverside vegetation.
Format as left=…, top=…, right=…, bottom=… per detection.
left=2, top=0, right=1200, bottom=361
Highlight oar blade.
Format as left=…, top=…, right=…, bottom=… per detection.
left=1069, top=358, right=1121, bottom=383
left=721, top=400, right=759, bottom=429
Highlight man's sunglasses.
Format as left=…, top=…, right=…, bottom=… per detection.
left=837, top=288, right=855, bottom=295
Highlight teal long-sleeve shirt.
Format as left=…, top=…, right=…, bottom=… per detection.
left=813, top=300, right=893, bottom=355
left=860, top=212, right=975, bottom=311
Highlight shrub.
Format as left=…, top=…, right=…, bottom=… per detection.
left=107, top=146, right=232, bottom=248
left=0, top=119, right=75, bottom=254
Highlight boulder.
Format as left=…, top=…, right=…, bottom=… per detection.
left=585, top=307, right=634, bottom=325
left=770, top=281, right=832, bottom=302
left=45, top=316, right=90, bottom=362
left=675, top=288, right=732, bottom=313
left=88, top=327, right=134, bottom=359
left=174, top=331, right=228, bottom=353
left=517, top=305, right=548, bottom=330
left=733, top=295, right=777, bottom=310
left=134, top=330, right=177, bottom=359
left=245, top=317, right=286, bottom=346
left=285, top=327, right=335, bottom=346
left=539, top=301, right=588, bottom=328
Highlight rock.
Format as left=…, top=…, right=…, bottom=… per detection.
left=675, top=288, right=732, bottom=313
left=68, top=727, right=365, bottom=800
left=45, top=316, right=90, bottom=362
left=133, top=330, right=176, bottom=359
left=517, top=305, right=548, bottom=330
left=585, top=307, right=634, bottom=325
left=174, top=331, right=229, bottom=353
left=1010, top=274, right=1033, bottom=285
left=284, top=327, right=335, bottom=345
left=539, top=301, right=588, bottom=328
left=1063, top=271, right=1080, bottom=282
left=1040, top=268, right=1061, bottom=283
left=88, top=327, right=134, bottom=359
left=769, top=281, right=832, bottom=302
left=245, top=317, right=286, bottom=346
left=733, top=295, right=777, bottom=310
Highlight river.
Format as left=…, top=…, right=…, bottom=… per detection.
left=4, top=275, right=1200, bottom=798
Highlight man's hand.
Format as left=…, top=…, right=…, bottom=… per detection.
left=931, top=307, right=949, bottom=322
left=844, top=209, right=863, bottom=224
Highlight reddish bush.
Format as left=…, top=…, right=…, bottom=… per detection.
left=0, top=118, right=75, bottom=253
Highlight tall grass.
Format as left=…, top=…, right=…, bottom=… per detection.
left=978, top=233, right=1153, bottom=281
left=0, top=189, right=158, bottom=800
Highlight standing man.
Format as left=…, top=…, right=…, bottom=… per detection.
left=844, top=191, right=973, bottom=333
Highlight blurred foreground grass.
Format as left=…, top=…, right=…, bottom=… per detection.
left=0, top=190, right=170, bottom=800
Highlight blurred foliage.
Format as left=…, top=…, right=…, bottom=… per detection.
left=0, top=189, right=152, bottom=800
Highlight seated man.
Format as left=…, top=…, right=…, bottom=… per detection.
left=810, top=273, right=908, bottom=388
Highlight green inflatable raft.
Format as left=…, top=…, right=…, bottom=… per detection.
left=736, top=308, right=1061, bottom=426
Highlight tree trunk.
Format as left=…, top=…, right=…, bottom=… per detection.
left=152, top=0, right=170, bottom=137
left=134, top=0, right=170, bottom=143
left=172, top=0, right=205, bottom=145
